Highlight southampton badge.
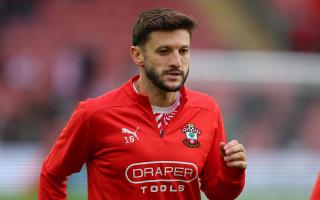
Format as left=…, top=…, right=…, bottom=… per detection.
left=181, top=123, right=201, bottom=148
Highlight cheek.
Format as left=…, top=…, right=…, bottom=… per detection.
left=185, top=55, right=190, bottom=62
left=146, top=56, right=165, bottom=67
left=151, top=60, right=169, bottom=71
left=182, top=58, right=190, bottom=69
left=181, top=54, right=190, bottom=64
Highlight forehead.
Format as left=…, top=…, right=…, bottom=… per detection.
left=145, top=29, right=191, bottom=49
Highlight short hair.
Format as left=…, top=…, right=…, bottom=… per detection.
left=132, top=8, right=197, bottom=47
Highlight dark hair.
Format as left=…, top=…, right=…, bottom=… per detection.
left=132, top=8, right=197, bottom=46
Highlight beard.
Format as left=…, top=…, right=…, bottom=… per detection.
left=144, top=61, right=189, bottom=92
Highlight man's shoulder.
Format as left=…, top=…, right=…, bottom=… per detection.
left=80, top=85, right=131, bottom=115
left=185, top=88, right=220, bottom=112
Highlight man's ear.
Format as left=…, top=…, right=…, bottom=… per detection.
left=130, top=46, right=144, bottom=65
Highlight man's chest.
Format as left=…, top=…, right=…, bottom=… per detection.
left=89, top=106, right=216, bottom=176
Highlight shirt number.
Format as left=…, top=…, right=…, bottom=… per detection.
left=124, top=136, right=135, bottom=144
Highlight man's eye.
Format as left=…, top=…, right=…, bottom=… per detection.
left=180, top=49, right=189, bottom=54
left=157, top=49, right=169, bottom=55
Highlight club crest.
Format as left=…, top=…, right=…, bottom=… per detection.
left=181, top=123, right=201, bottom=148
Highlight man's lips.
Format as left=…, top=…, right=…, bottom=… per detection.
left=164, top=71, right=183, bottom=76
left=163, top=72, right=183, bottom=81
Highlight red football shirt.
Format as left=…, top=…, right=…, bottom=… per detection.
left=39, top=76, right=245, bottom=200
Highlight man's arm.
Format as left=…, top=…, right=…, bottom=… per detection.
left=200, top=110, right=246, bottom=200
left=39, top=166, right=68, bottom=199
left=311, top=174, right=320, bottom=200
left=39, top=102, right=93, bottom=200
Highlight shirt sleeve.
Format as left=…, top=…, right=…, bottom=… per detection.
left=39, top=101, right=93, bottom=200
left=200, top=109, right=245, bottom=200
left=311, top=174, right=320, bottom=200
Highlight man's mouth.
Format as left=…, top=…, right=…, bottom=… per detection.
left=164, top=71, right=183, bottom=76
left=164, top=73, right=182, bottom=81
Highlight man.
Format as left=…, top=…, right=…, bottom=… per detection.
left=39, top=8, right=247, bottom=200
left=311, top=174, right=320, bottom=200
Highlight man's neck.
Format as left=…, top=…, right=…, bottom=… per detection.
left=134, top=77, right=179, bottom=107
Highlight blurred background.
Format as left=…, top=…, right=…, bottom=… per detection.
left=0, top=0, right=319, bottom=199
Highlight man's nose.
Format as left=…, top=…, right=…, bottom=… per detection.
left=169, top=52, right=182, bottom=67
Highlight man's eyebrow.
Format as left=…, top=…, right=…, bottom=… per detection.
left=155, top=45, right=170, bottom=49
left=181, top=45, right=190, bottom=49
left=155, top=45, right=190, bottom=49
